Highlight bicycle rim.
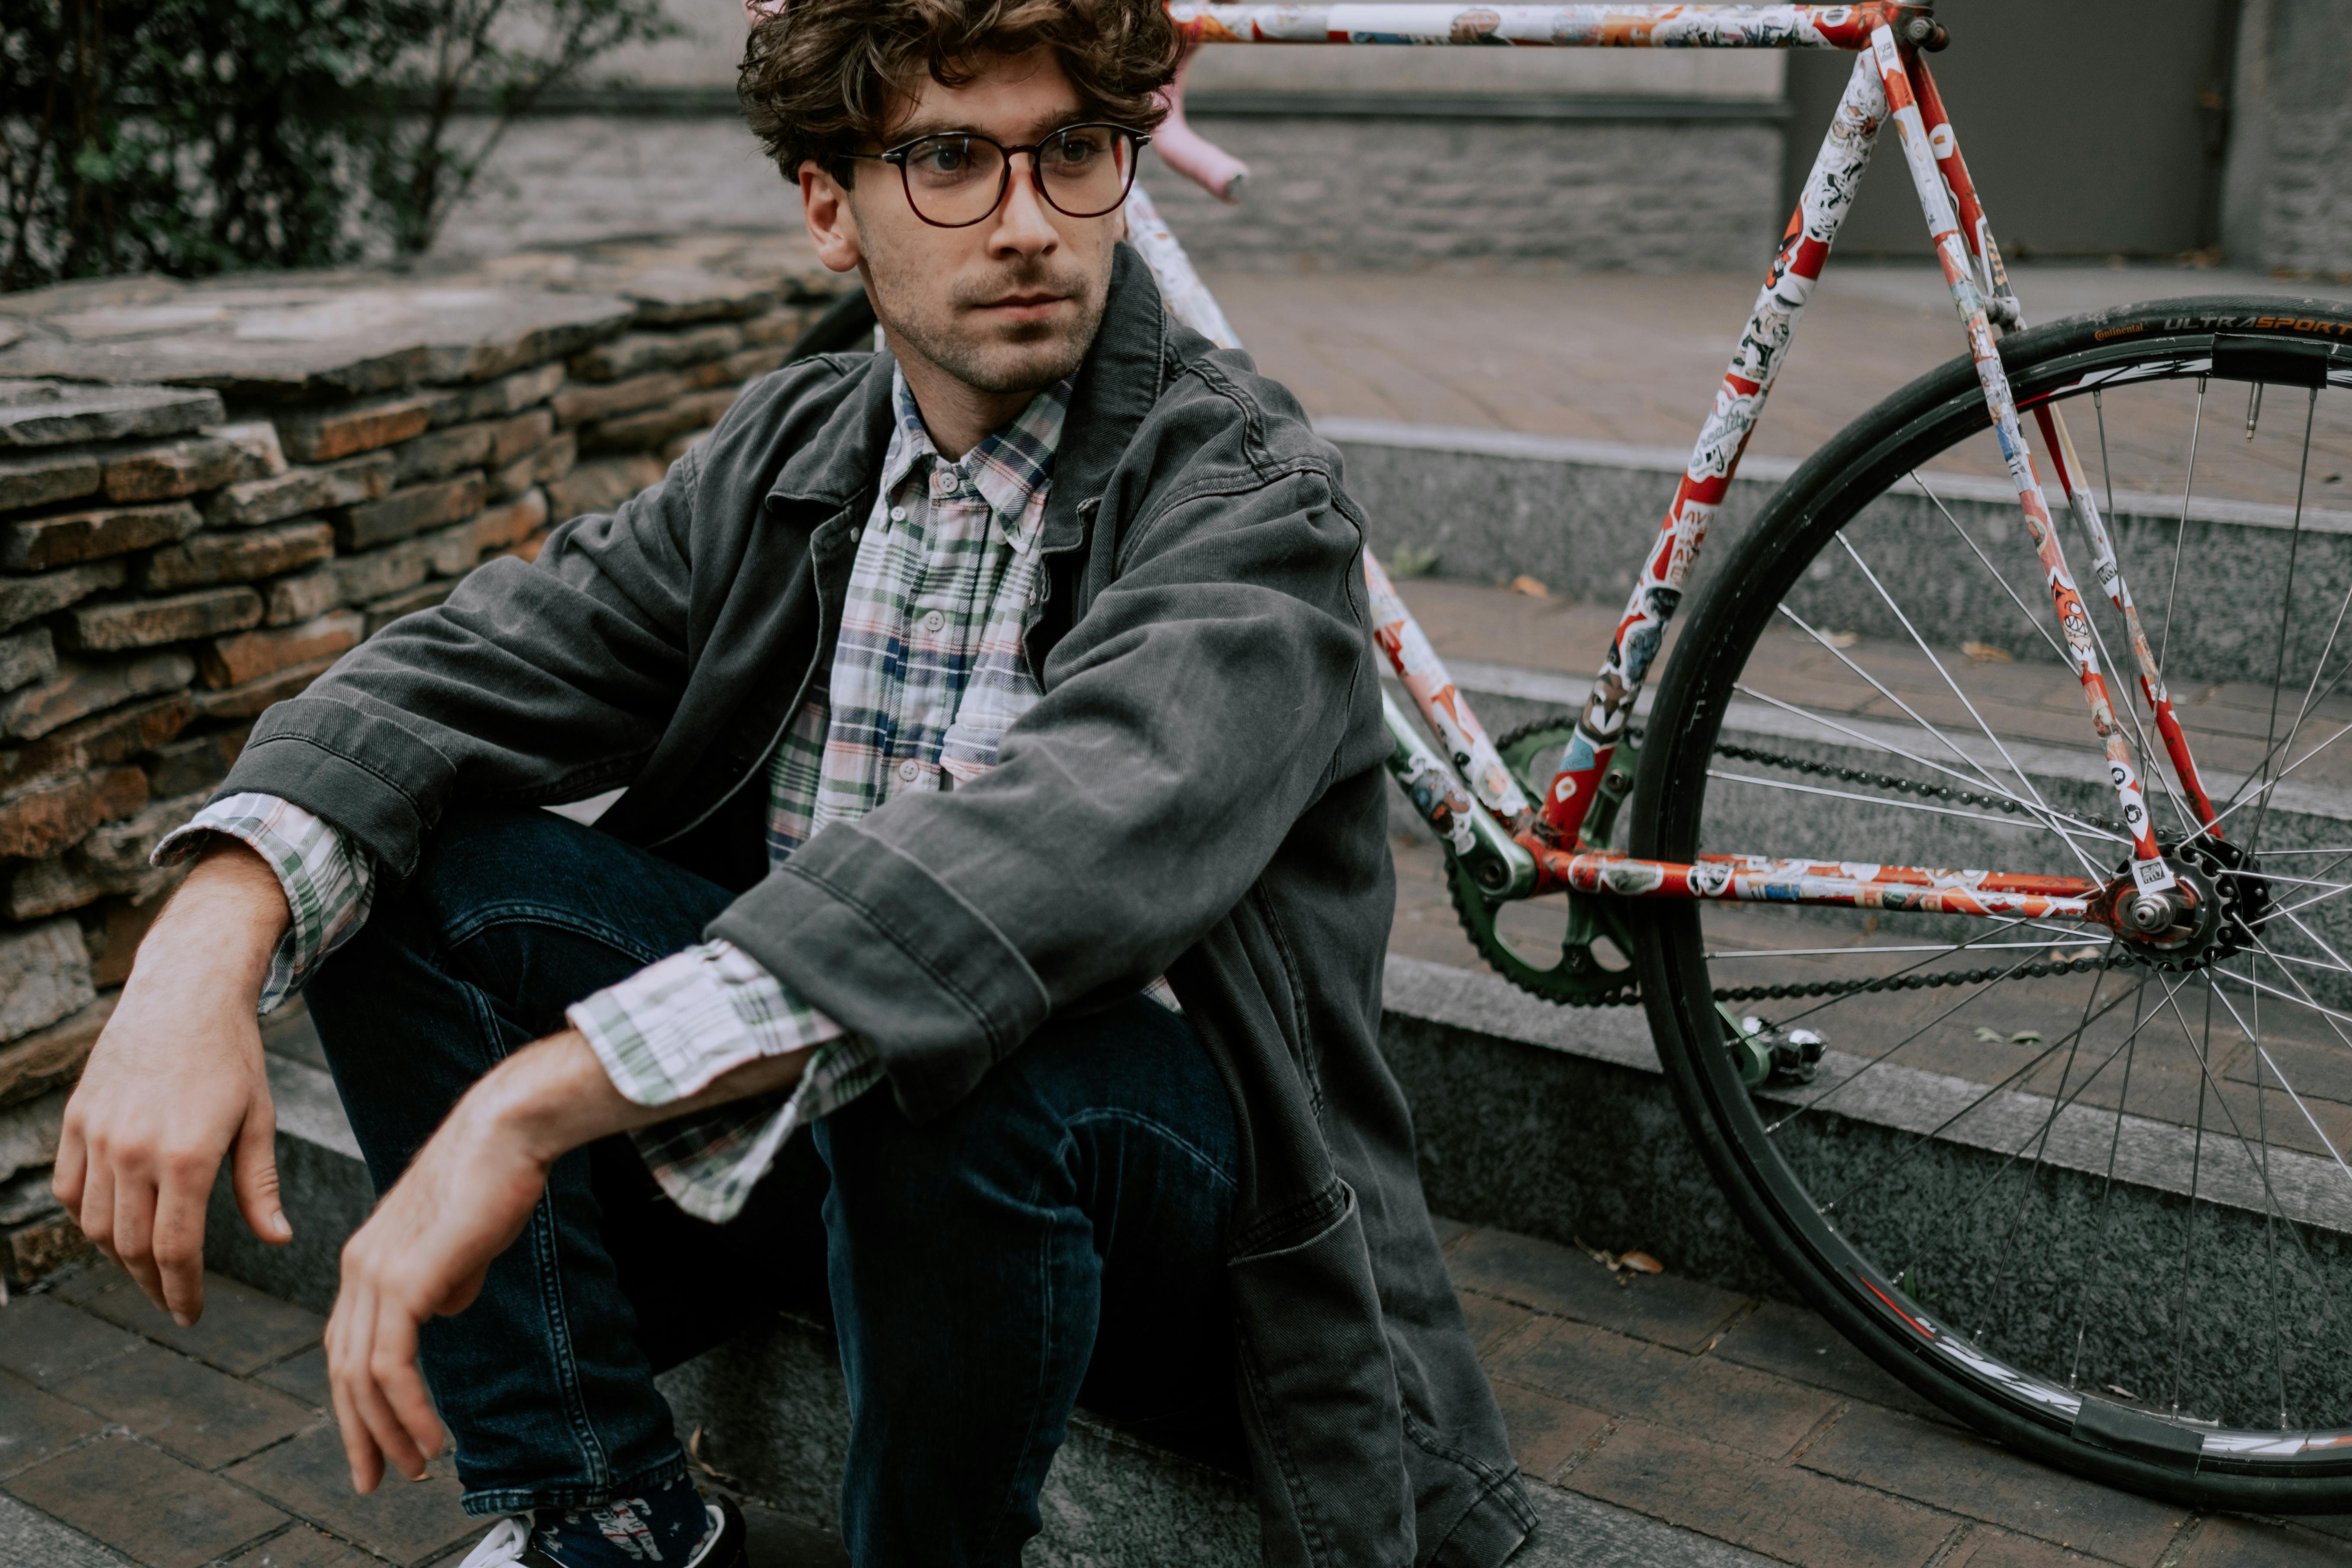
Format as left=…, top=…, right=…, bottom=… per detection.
left=1631, top=295, right=2352, bottom=1510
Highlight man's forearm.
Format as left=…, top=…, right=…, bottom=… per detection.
left=465, top=1029, right=812, bottom=1169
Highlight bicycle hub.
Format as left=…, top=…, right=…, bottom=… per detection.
left=2105, top=837, right=2271, bottom=973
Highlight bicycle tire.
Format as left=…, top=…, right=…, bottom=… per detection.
left=1630, top=295, right=2352, bottom=1511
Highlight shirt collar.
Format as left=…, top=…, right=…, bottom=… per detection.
left=882, top=368, right=1072, bottom=548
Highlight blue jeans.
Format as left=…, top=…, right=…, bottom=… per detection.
left=306, top=806, right=1240, bottom=1566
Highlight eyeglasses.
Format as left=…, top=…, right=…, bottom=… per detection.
left=845, top=123, right=1150, bottom=229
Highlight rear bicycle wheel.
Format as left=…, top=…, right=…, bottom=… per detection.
left=1630, top=295, right=2352, bottom=1510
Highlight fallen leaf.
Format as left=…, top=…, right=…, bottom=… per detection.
left=1509, top=574, right=1550, bottom=599
left=1575, top=1235, right=1663, bottom=1279
left=1973, top=1026, right=2005, bottom=1042
left=1961, top=641, right=2014, bottom=662
left=1822, top=629, right=1860, bottom=648
left=686, top=1424, right=740, bottom=1485
left=2010, top=1029, right=2045, bottom=1045
left=2105, top=1383, right=2141, bottom=1401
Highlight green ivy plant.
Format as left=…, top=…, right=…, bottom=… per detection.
left=0, top=0, right=680, bottom=291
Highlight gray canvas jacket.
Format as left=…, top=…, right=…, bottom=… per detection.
left=218, top=244, right=1537, bottom=1568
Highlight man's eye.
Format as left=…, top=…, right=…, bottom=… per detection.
left=914, top=140, right=974, bottom=176
left=1046, top=135, right=1103, bottom=168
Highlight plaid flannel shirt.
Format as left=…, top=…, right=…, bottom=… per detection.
left=160, top=369, right=1070, bottom=1222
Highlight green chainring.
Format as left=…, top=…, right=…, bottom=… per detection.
left=1444, top=718, right=1644, bottom=1007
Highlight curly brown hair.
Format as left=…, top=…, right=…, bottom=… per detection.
left=740, top=0, right=1181, bottom=185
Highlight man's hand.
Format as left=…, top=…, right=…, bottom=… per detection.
left=327, top=1029, right=808, bottom=1492
left=53, top=840, right=293, bottom=1325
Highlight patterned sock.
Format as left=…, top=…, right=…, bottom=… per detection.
left=530, top=1476, right=709, bottom=1567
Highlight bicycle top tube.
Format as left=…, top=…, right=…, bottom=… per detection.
left=1166, top=3, right=1922, bottom=50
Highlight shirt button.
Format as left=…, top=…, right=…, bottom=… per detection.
left=889, top=506, right=906, bottom=523
left=932, top=472, right=954, bottom=495
left=897, top=758, right=921, bottom=782
left=922, top=609, right=946, bottom=633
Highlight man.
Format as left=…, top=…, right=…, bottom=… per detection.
left=53, top=3, right=1533, bottom=1564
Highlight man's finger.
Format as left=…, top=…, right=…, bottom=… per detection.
left=75, top=1152, right=118, bottom=1266
left=111, top=1168, right=166, bottom=1308
left=230, top=1093, right=292, bottom=1245
left=348, top=1325, right=429, bottom=1483
left=151, top=1165, right=213, bottom=1327
left=50, top=1115, right=86, bottom=1212
left=326, top=1294, right=387, bottom=1494
left=369, top=1306, right=445, bottom=1466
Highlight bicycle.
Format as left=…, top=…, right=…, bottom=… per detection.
left=802, top=2, right=2352, bottom=1513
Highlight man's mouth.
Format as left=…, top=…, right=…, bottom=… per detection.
left=979, top=292, right=1066, bottom=319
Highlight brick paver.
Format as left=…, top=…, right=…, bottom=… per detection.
left=6, top=1222, right=2344, bottom=1566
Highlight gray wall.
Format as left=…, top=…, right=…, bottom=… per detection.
left=2222, top=0, right=2352, bottom=275
left=1782, top=0, right=2239, bottom=260
left=1140, top=112, right=1784, bottom=274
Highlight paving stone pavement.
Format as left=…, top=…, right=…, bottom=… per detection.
left=6, top=1227, right=2350, bottom=1567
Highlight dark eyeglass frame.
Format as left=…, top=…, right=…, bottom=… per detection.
left=843, top=123, right=1152, bottom=229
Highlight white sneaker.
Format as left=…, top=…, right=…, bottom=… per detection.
left=455, top=1497, right=746, bottom=1568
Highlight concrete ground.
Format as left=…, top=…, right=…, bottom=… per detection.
left=9, top=1229, right=2349, bottom=1568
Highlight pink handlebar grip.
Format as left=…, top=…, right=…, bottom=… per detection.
left=1152, top=50, right=1250, bottom=204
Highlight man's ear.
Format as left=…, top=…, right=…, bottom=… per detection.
left=800, top=161, right=863, bottom=274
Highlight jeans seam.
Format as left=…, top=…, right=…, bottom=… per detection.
left=983, top=1142, right=1074, bottom=1562
left=458, top=1453, right=694, bottom=1519
left=435, top=902, right=679, bottom=970
left=457, top=977, right=615, bottom=1507
left=1062, top=1108, right=1237, bottom=1194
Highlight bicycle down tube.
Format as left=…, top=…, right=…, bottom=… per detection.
left=1146, top=3, right=2189, bottom=936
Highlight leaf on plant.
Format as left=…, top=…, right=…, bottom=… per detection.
left=2010, top=1030, right=2045, bottom=1045
left=1961, top=641, right=2013, bottom=662
left=1388, top=545, right=1441, bottom=580
left=1509, top=574, right=1550, bottom=599
left=1973, top=1027, right=2005, bottom=1042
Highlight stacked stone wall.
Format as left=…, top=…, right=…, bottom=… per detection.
left=0, top=242, right=849, bottom=1283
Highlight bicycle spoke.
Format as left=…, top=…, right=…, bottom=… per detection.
left=1816, top=978, right=2154, bottom=1212
left=1909, top=469, right=2068, bottom=665
left=2244, top=388, right=2323, bottom=864
left=2069, top=978, right=2143, bottom=1392
left=2159, top=377, right=2207, bottom=672
left=1706, top=769, right=2108, bottom=837
left=1834, top=535, right=2095, bottom=872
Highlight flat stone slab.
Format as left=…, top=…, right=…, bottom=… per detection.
left=0, top=285, right=633, bottom=403
left=0, top=383, right=225, bottom=449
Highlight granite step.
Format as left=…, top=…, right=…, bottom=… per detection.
left=213, top=1005, right=1772, bottom=1566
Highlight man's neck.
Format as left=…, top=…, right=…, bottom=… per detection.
left=892, top=350, right=1043, bottom=462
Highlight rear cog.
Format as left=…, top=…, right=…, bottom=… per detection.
left=1444, top=718, right=1643, bottom=1006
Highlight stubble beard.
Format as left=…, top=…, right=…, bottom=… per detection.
left=875, top=257, right=1108, bottom=397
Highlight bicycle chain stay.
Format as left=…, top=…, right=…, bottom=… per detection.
left=1447, top=719, right=2133, bottom=1010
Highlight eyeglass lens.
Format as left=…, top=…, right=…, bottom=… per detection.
left=898, top=127, right=1137, bottom=226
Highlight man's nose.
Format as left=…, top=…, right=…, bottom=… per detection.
left=987, top=152, right=1060, bottom=256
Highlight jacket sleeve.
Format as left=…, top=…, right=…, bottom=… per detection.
left=708, top=459, right=1373, bottom=1120
left=210, top=446, right=708, bottom=879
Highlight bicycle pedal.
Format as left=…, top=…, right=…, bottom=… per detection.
left=1731, top=1015, right=1825, bottom=1088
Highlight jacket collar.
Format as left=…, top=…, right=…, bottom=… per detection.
left=763, top=242, right=1168, bottom=539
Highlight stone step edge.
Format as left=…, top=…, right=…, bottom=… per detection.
left=1317, top=415, right=2352, bottom=538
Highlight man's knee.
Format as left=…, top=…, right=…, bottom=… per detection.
left=815, top=996, right=1237, bottom=1237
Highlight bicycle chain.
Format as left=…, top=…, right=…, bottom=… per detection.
left=1509, top=729, right=2135, bottom=1009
